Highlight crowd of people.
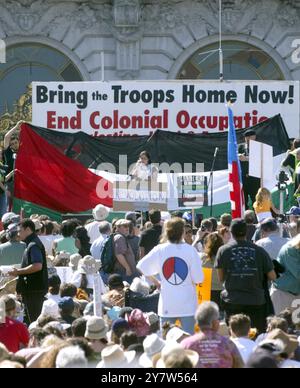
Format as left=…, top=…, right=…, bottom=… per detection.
left=0, top=200, right=299, bottom=369
left=0, top=128, right=300, bottom=368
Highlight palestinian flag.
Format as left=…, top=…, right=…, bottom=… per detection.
left=14, top=116, right=290, bottom=217
left=15, top=123, right=113, bottom=214
left=21, top=115, right=289, bottom=174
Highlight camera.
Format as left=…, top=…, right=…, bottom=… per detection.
left=278, top=170, right=289, bottom=184
left=276, top=170, right=289, bottom=191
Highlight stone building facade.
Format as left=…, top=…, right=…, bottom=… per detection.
left=0, top=0, right=300, bottom=131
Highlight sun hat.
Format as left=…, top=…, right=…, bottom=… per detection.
left=1, top=213, right=20, bottom=227
left=92, top=205, right=110, bottom=222
left=85, top=316, right=108, bottom=340
left=139, top=334, right=166, bottom=368
left=69, top=254, right=82, bottom=271
left=56, top=346, right=88, bottom=369
left=97, top=345, right=136, bottom=368
left=156, top=342, right=199, bottom=368
left=40, top=300, right=60, bottom=319
left=166, top=327, right=190, bottom=343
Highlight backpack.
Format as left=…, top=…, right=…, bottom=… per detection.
left=100, top=235, right=116, bottom=274
left=100, top=233, right=128, bottom=274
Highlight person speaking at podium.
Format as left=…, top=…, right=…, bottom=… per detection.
left=130, top=151, right=158, bottom=182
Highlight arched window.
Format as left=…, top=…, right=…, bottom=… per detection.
left=0, top=43, right=83, bottom=132
left=178, top=41, right=285, bottom=80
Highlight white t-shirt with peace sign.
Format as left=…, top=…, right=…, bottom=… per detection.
left=137, top=242, right=204, bottom=318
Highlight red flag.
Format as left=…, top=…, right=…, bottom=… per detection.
left=228, top=107, right=245, bottom=219
left=15, top=123, right=113, bottom=213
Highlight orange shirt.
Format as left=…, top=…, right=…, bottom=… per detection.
left=253, top=199, right=272, bottom=214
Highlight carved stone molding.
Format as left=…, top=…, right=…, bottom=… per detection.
left=112, top=0, right=142, bottom=78
left=0, top=0, right=112, bottom=37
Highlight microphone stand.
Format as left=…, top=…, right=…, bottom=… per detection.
left=208, top=149, right=219, bottom=217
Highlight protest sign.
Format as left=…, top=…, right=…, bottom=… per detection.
left=93, top=274, right=103, bottom=317
left=249, top=140, right=274, bottom=189
left=176, top=174, right=208, bottom=209
left=197, top=268, right=213, bottom=305
left=113, top=178, right=168, bottom=212
left=32, top=81, right=300, bottom=138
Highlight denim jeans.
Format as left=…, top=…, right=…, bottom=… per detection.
left=160, top=316, right=195, bottom=335
left=0, top=192, right=7, bottom=218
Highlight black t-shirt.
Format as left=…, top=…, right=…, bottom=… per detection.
left=238, top=143, right=249, bottom=178
left=215, top=240, right=274, bottom=306
left=4, top=147, right=15, bottom=174
left=139, top=224, right=163, bottom=255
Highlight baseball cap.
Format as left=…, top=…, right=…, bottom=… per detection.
left=1, top=213, right=20, bottom=227
left=260, top=218, right=278, bottom=232
left=6, top=223, right=19, bottom=235
left=58, top=297, right=75, bottom=311
left=287, top=206, right=300, bottom=216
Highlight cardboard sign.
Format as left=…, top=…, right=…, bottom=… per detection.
left=197, top=268, right=213, bottom=304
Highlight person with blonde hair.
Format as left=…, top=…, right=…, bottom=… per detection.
left=253, top=188, right=280, bottom=223
left=271, top=235, right=300, bottom=315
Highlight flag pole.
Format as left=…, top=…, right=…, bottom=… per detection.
left=219, top=0, right=224, bottom=82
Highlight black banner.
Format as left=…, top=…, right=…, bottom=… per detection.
left=29, top=114, right=290, bottom=173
